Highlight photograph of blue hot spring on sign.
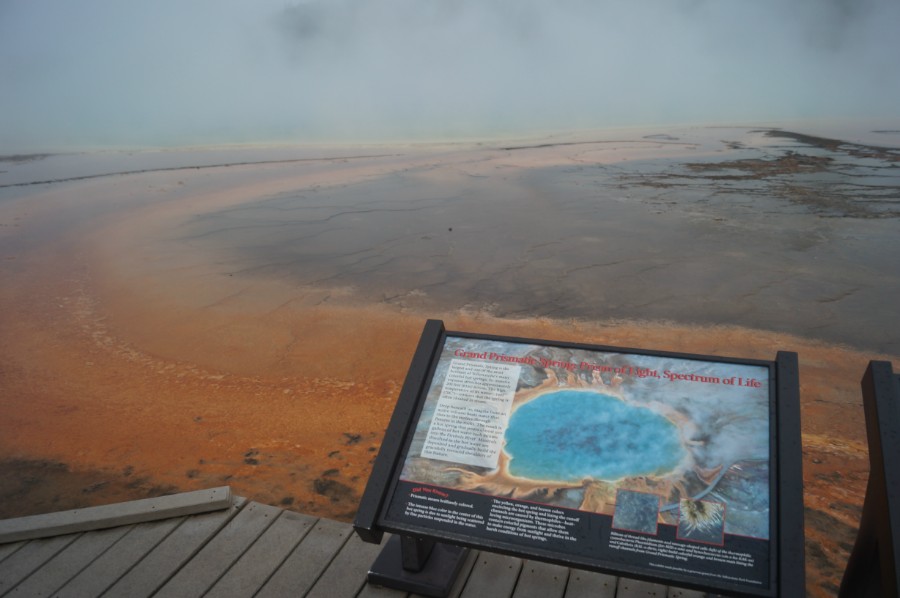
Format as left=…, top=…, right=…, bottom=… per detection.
left=400, top=336, right=771, bottom=539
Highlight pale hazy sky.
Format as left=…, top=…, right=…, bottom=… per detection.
left=2, top=0, right=899, bottom=151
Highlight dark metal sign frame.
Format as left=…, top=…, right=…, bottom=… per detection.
left=355, top=320, right=805, bottom=597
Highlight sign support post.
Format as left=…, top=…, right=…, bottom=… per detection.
left=367, top=534, right=469, bottom=597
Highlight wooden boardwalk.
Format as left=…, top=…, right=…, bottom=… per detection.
left=0, top=487, right=710, bottom=597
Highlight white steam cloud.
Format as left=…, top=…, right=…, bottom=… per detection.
left=1, top=0, right=898, bottom=151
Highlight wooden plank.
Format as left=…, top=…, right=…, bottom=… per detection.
left=255, top=517, right=352, bottom=598
left=306, top=532, right=387, bottom=598
left=57, top=516, right=185, bottom=597
left=511, top=559, right=569, bottom=598
left=458, top=551, right=523, bottom=598
left=204, top=509, right=317, bottom=598
left=8, top=524, right=132, bottom=596
left=154, top=500, right=282, bottom=597
left=0, top=540, right=25, bottom=563
left=104, top=496, right=245, bottom=598
left=442, top=547, right=480, bottom=598
left=0, top=534, right=79, bottom=594
left=666, top=586, right=708, bottom=597
left=616, top=577, right=669, bottom=597
left=0, top=486, right=232, bottom=543
left=562, top=569, right=618, bottom=598
left=358, top=581, right=410, bottom=598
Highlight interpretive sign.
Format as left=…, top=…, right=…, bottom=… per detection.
left=355, top=320, right=804, bottom=597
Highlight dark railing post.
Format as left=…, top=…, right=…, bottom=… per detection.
left=840, top=361, right=900, bottom=598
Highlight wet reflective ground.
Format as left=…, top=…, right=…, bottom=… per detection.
left=174, top=127, right=900, bottom=353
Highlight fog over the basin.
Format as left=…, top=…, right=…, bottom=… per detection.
left=2, top=0, right=899, bottom=152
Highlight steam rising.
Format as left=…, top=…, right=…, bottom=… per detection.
left=2, top=0, right=898, bottom=151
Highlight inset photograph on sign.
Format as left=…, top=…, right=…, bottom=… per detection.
left=612, top=490, right=661, bottom=535
left=677, top=498, right=727, bottom=545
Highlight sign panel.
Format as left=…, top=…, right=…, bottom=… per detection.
left=377, top=332, right=779, bottom=596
